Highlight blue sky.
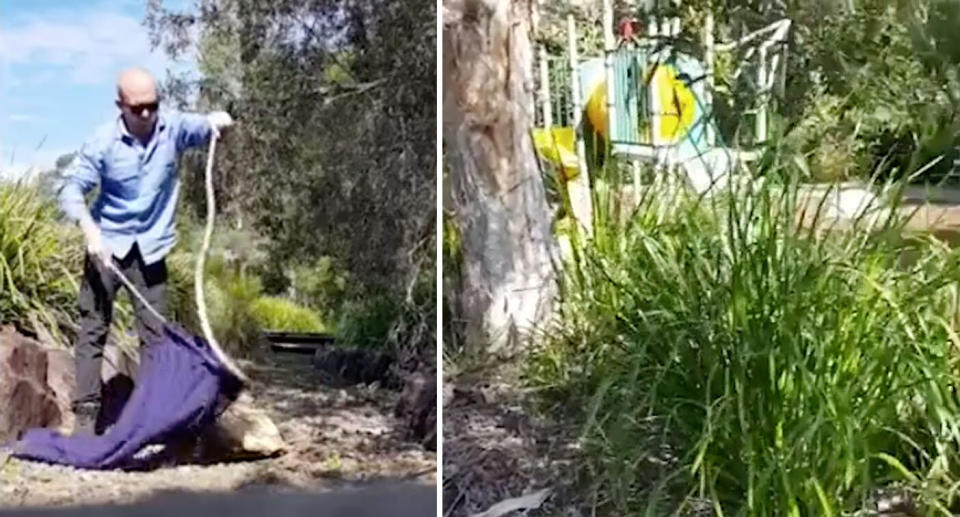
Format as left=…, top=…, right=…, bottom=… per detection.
left=0, top=0, right=196, bottom=178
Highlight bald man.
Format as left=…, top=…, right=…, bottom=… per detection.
left=58, top=68, right=234, bottom=435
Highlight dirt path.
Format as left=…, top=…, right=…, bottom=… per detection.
left=442, top=368, right=583, bottom=517
left=0, top=353, right=436, bottom=509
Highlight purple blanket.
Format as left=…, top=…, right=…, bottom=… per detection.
left=10, top=325, right=242, bottom=470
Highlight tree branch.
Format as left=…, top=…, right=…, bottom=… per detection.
left=317, top=78, right=387, bottom=106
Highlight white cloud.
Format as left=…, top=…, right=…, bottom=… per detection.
left=7, top=113, right=36, bottom=122
left=0, top=6, right=196, bottom=86
left=0, top=145, right=76, bottom=181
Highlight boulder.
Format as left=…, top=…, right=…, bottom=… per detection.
left=0, top=326, right=74, bottom=442
left=202, top=390, right=287, bottom=460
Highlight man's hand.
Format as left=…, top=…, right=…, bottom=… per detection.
left=78, top=216, right=112, bottom=267
left=207, top=111, right=234, bottom=139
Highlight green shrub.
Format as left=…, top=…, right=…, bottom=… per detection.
left=770, top=0, right=960, bottom=185
left=336, top=294, right=399, bottom=349
left=204, top=272, right=264, bottom=356
left=166, top=218, right=270, bottom=354
left=165, top=246, right=200, bottom=331
left=250, top=296, right=327, bottom=332
left=288, top=255, right=348, bottom=320
left=336, top=251, right=435, bottom=370
left=531, top=161, right=960, bottom=514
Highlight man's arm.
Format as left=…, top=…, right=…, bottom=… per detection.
left=58, top=137, right=111, bottom=264
left=58, top=139, right=102, bottom=224
left=175, top=111, right=233, bottom=151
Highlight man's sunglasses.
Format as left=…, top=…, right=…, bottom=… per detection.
left=124, top=102, right=159, bottom=114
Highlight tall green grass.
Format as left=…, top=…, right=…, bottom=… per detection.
left=0, top=181, right=81, bottom=344
left=530, top=163, right=960, bottom=514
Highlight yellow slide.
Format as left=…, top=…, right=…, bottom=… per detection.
left=583, top=66, right=695, bottom=144
left=584, top=81, right=608, bottom=141
left=531, top=126, right=580, bottom=180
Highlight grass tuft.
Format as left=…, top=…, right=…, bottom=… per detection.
left=530, top=158, right=960, bottom=515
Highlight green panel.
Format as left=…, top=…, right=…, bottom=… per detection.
left=610, top=48, right=651, bottom=145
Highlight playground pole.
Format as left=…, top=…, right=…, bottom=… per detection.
left=670, top=1, right=681, bottom=185
left=533, top=0, right=551, bottom=127
left=757, top=45, right=768, bottom=143
left=603, top=0, right=616, bottom=147
left=539, top=46, right=552, bottom=127
left=622, top=4, right=642, bottom=200
left=567, top=14, right=594, bottom=236
left=645, top=14, right=658, bottom=162
left=704, top=9, right=715, bottom=147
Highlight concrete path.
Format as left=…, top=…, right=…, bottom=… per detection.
left=0, top=482, right=436, bottom=517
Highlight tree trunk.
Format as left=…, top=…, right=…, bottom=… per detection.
left=442, top=0, right=558, bottom=355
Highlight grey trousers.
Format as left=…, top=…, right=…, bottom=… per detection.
left=73, top=243, right=168, bottom=405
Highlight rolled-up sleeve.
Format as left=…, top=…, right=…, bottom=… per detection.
left=58, top=139, right=103, bottom=223
left=175, top=111, right=213, bottom=150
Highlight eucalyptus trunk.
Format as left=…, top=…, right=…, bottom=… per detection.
left=442, top=0, right=558, bottom=355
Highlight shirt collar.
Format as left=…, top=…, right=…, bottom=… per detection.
left=115, top=111, right=167, bottom=143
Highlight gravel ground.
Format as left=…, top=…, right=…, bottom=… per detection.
left=0, top=352, right=436, bottom=509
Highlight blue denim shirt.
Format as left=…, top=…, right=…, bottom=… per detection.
left=58, top=110, right=213, bottom=265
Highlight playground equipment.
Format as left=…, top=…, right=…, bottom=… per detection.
left=532, top=1, right=792, bottom=223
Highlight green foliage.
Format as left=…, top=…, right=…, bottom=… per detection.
left=147, top=0, right=436, bottom=374
left=721, top=0, right=960, bottom=183
left=0, top=181, right=81, bottom=344
left=531, top=155, right=960, bottom=514
left=147, top=0, right=435, bottom=299
left=288, top=255, right=348, bottom=320
left=250, top=296, right=327, bottom=332
left=336, top=258, right=436, bottom=363
left=205, top=272, right=264, bottom=355
left=783, top=2, right=941, bottom=181
left=165, top=215, right=341, bottom=353
left=336, top=294, right=399, bottom=350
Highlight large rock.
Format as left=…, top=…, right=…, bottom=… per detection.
left=202, top=390, right=287, bottom=460
left=0, top=326, right=74, bottom=442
